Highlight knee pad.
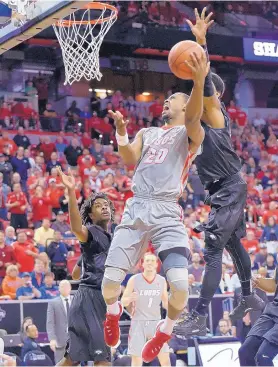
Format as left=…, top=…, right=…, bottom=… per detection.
left=102, top=267, right=126, bottom=300
left=166, top=268, right=189, bottom=310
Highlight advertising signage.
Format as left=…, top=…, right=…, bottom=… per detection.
left=243, top=38, right=278, bottom=62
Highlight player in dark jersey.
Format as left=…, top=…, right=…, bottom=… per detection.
left=174, top=8, right=265, bottom=338
left=56, top=167, right=114, bottom=366
left=238, top=270, right=278, bottom=366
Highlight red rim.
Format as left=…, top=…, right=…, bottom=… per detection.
left=55, top=2, right=118, bottom=26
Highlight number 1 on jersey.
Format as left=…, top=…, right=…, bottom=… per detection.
left=148, top=297, right=153, bottom=308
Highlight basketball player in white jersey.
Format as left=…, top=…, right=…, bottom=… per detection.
left=122, top=253, right=169, bottom=366
left=101, top=51, right=209, bottom=363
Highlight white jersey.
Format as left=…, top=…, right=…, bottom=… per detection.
left=132, top=126, right=195, bottom=201
left=132, top=273, right=166, bottom=321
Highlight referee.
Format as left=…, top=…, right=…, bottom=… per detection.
left=57, top=167, right=114, bottom=366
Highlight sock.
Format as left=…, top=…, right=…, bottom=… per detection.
left=195, top=297, right=210, bottom=316
left=241, top=279, right=252, bottom=296
left=160, top=317, right=176, bottom=335
left=107, top=301, right=120, bottom=315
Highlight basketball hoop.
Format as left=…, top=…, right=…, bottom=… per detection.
left=53, top=2, right=118, bottom=85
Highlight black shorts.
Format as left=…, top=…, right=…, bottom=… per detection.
left=66, top=285, right=111, bottom=363
left=195, top=173, right=247, bottom=249
left=10, top=213, right=28, bottom=229
left=247, top=303, right=278, bottom=345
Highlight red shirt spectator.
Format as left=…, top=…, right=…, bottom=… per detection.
left=236, top=109, right=247, bottom=127
left=31, top=186, right=52, bottom=222
left=262, top=202, right=278, bottom=225
left=6, top=184, right=28, bottom=215
left=46, top=181, right=64, bottom=210
left=98, top=117, right=113, bottom=134
left=0, top=102, right=11, bottom=120
left=86, top=113, right=102, bottom=132
left=23, top=102, right=38, bottom=120
left=40, top=137, right=56, bottom=162
left=128, top=1, right=139, bottom=16
left=118, top=102, right=128, bottom=118
left=0, top=131, right=17, bottom=155
left=11, top=102, right=25, bottom=117
left=0, top=232, right=16, bottom=278
left=13, top=232, right=38, bottom=273
left=241, top=231, right=259, bottom=253
left=226, top=101, right=238, bottom=121
left=148, top=2, right=160, bottom=19
left=149, top=97, right=163, bottom=118
left=127, top=121, right=140, bottom=137
left=81, top=132, right=93, bottom=149
left=104, top=146, right=119, bottom=165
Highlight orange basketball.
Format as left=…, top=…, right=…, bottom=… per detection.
left=168, top=40, right=205, bottom=80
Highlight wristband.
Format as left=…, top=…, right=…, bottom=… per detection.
left=116, top=131, right=129, bottom=146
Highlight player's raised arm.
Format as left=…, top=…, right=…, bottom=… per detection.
left=187, top=7, right=225, bottom=128
left=109, top=111, right=143, bottom=166
left=183, top=51, right=207, bottom=152
left=57, top=167, right=88, bottom=242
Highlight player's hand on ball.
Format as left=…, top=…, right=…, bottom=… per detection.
left=185, top=51, right=210, bottom=84
left=108, top=110, right=128, bottom=136
left=57, top=167, right=75, bottom=191
left=187, top=7, right=214, bottom=44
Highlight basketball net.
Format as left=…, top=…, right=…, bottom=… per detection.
left=53, top=3, right=117, bottom=85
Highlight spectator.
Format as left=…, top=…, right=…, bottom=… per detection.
left=218, top=263, right=233, bottom=293
left=24, top=148, right=36, bottom=169
left=21, top=324, right=41, bottom=360
left=5, top=226, right=16, bottom=246
left=90, top=90, right=101, bottom=113
left=262, top=201, right=278, bottom=225
left=46, top=180, right=64, bottom=216
left=13, top=127, right=31, bottom=149
left=39, top=136, right=57, bottom=162
left=6, top=183, right=28, bottom=229
left=241, top=230, right=259, bottom=253
left=0, top=102, right=11, bottom=127
left=47, top=231, right=69, bottom=280
left=40, top=271, right=59, bottom=299
left=51, top=211, right=72, bottom=236
left=1, top=264, right=21, bottom=299
left=64, top=138, right=83, bottom=168
left=127, top=1, right=139, bottom=17
left=80, top=105, right=92, bottom=119
left=215, top=319, right=232, bottom=337
left=249, top=250, right=259, bottom=273
left=42, top=103, right=59, bottom=131
left=55, top=135, right=67, bottom=157
left=31, top=186, right=52, bottom=228
left=16, top=272, right=41, bottom=300
left=91, top=142, right=104, bottom=164
left=13, top=232, right=38, bottom=273
left=34, top=75, right=48, bottom=114
left=19, top=316, right=33, bottom=343
left=0, top=131, right=17, bottom=156
left=88, top=167, right=102, bottom=193
left=25, top=81, right=37, bottom=97
left=23, top=102, right=38, bottom=129
left=149, top=97, right=163, bottom=119
left=10, top=147, right=31, bottom=190
left=261, top=216, right=278, bottom=242
left=255, top=243, right=268, bottom=266
left=31, top=259, right=45, bottom=289
left=0, top=231, right=16, bottom=283
left=264, top=253, right=276, bottom=278
left=59, top=188, right=70, bottom=214
left=111, top=90, right=123, bottom=109
left=188, top=274, right=200, bottom=295
left=188, top=252, right=204, bottom=282
left=236, top=107, right=247, bottom=127
left=148, top=1, right=160, bottom=21
left=253, top=113, right=266, bottom=128
left=34, top=218, right=55, bottom=249
left=0, top=172, right=10, bottom=220
left=0, top=153, right=13, bottom=186
left=46, top=152, right=62, bottom=174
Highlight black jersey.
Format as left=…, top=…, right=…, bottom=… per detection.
left=79, top=224, right=112, bottom=289
left=194, top=103, right=242, bottom=189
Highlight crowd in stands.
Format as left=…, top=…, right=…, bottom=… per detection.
left=0, top=87, right=277, bottom=326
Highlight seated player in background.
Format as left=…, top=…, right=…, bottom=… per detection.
left=56, top=167, right=114, bottom=366
left=122, top=252, right=169, bottom=367
left=238, top=270, right=278, bottom=366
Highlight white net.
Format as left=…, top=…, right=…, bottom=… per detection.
left=53, top=4, right=117, bottom=85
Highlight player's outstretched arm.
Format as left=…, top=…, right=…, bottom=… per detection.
left=109, top=111, right=143, bottom=166
left=184, top=52, right=206, bottom=153
left=187, top=7, right=224, bottom=128
left=252, top=273, right=276, bottom=293
left=57, top=167, right=88, bottom=243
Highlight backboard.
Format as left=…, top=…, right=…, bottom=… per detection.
left=0, top=0, right=91, bottom=55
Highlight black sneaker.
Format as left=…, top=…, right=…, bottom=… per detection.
left=173, top=310, right=207, bottom=337
left=229, top=292, right=265, bottom=323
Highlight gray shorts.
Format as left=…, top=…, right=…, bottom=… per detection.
left=128, top=320, right=170, bottom=357
left=106, top=196, right=190, bottom=272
